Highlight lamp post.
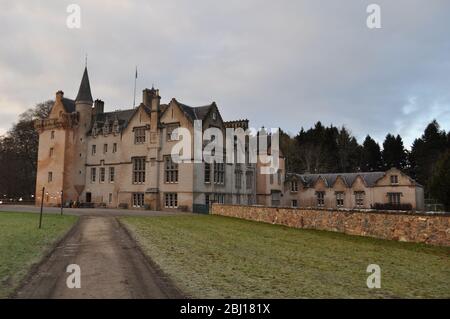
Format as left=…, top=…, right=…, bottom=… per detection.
left=60, top=190, right=64, bottom=215
left=39, top=187, right=45, bottom=229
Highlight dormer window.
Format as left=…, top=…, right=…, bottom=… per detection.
left=390, top=175, right=399, bottom=184
left=291, top=180, right=298, bottom=192
left=92, top=122, right=98, bottom=137
left=113, top=120, right=120, bottom=135
left=103, top=122, right=110, bottom=135
left=212, top=111, right=217, bottom=121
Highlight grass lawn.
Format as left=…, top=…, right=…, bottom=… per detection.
left=0, top=212, right=77, bottom=298
left=121, top=215, right=450, bottom=298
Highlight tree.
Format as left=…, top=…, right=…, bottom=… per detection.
left=382, top=134, right=407, bottom=169
left=410, top=120, right=448, bottom=191
left=335, top=126, right=360, bottom=172
left=0, top=100, right=53, bottom=199
left=360, top=135, right=382, bottom=171
left=429, top=150, right=450, bottom=211
left=279, top=129, right=300, bottom=173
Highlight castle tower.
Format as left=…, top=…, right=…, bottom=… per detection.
left=70, top=67, right=94, bottom=200
left=34, top=66, right=93, bottom=206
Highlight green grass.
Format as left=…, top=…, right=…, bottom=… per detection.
left=121, top=215, right=450, bottom=298
left=0, top=212, right=77, bottom=298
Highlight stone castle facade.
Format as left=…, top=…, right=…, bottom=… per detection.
left=35, top=67, right=424, bottom=212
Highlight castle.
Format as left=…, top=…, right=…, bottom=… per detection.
left=35, top=67, right=424, bottom=212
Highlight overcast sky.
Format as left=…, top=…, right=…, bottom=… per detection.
left=0, top=0, right=449, bottom=147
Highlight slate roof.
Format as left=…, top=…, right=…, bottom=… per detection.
left=286, top=171, right=386, bottom=188
left=176, top=101, right=215, bottom=121
left=88, top=108, right=139, bottom=134
left=61, top=98, right=76, bottom=113
left=75, top=67, right=93, bottom=103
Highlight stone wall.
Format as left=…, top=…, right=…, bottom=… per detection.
left=211, top=204, right=450, bottom=246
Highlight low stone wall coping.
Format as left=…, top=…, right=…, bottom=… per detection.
left=211, top=204, right=450, bottom=246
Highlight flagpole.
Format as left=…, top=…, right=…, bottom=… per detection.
left=133, top=66, right=137, bottom=107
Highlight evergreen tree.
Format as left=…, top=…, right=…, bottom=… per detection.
left=429, top=150, right=450, bottom=211
left=382, top=134, right=407, bottom=169
left=361, top=135, right=382, bottom=171
left=409, top=120, right=448, bottom=191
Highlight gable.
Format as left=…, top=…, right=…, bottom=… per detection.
left=333, top=175, right=347, bottom=190
left=351, top=175, right=366, bottom=190
left=48, top=100, right=65, bottom=119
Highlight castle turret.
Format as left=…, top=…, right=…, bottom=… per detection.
left=70, top=66, right=94, bottom=200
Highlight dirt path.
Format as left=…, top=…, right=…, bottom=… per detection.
left=14, top=216, right=183, bottom=299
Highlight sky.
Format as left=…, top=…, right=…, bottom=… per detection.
left=0, top=0, right=449, bottom=148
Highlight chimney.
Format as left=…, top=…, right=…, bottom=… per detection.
left=142, top=88, right=160, bottom=111
left=93, top=99, right=104, bottom=114
left=142, top=89, right=151, bottom=108
left=56, top=90, right=64, bottom=102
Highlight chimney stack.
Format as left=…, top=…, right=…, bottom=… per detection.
left=142, top=88, right=160, bottom=111
left=93, top=99, right=104, bottom=114
left=56, top=90, right=64, bottom=102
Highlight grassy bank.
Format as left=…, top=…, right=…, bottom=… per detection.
left=121, top=214, right=450, bottom=298
left=0, top=212, right=77, bottom=298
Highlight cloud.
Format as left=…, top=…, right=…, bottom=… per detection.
left=0, top=0, right=449, bottom=148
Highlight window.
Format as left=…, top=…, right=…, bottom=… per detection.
left=291, top=180, right=298, bottom=192
left=214, top=193, right=225, bottom=204
left=214, top=162, right=225, bottom=185
left=246, top=171, right=253, bottom=189
left=108, top=193, right=113, bottom=203
left=113, top=143, right=117, bottom=153
left=166, top=125, right=179, bottom=141
left=90, top=167, right=96, bottom=182
left=292, top=200, right=298, bottom=208
left=51, top=131, right=55, bottom=139
left=100, top=167, right=105, bottom=183
left=271, top=191, right=281, bottom=207
left=212, top=111, right=217, bottom=121
left=277, top=170, right=281, bottom=185
left=390, top=175, right=399, bottom=184
left=92, top=145, right=96, bottom=156
left=336, top=192, right=344, bottom=207
left=132, top=193, right=144, bottom=208
left=205, top=194, right=210, bottom=206
left=109, top=167, right=115, bottom=183
left=49, top=147, right=54, bottom=157
left=103, top=144, right=108, bottom=153
left=388, top=193, right=401, bottom=205
left=132, top=157, right=146, bottom=184
left=316, top=191, right=325, bottom=207
left=204, top=163, right=211, bottom=183
left=355, top=191, right=365, bottom=207
left=134, top=127, right=146, bottom=144
left=48, top=172, right=53, bottom=183
left=165, top=156, right=178, bottom=183
left=270, top=173, right=274, bottom=184
left=165, top=193, right=178, bottom=208
left=235, top=170, right=242, bottom=189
